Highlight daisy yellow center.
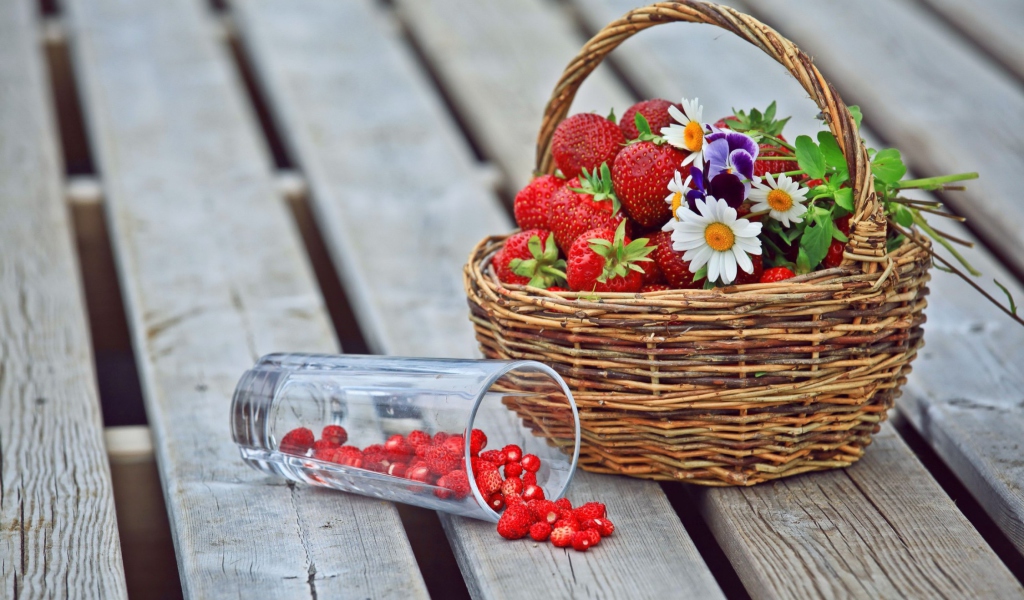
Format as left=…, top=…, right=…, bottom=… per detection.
left=704, top=222, right=735, bottom=252
left=767, top=189, right=794, bottom=212
left=671, top=192, right=683, bottom=219
left=683, top=121, right=704, bottom=152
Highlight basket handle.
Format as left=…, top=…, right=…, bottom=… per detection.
left=535, top=1, right=887, bottom=270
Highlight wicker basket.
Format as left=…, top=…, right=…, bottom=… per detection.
left=463, top=1, right=931, bottom=486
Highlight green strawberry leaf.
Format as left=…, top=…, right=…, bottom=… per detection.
left=833, top=187, right=854, bottom=211
left=764, top=101, right=776, bottom=122
left=847, top=105, right=863, bottom=129
left=795, top=135, right=826, bottom=179
left=692, top=265, right=707, bottom=282
left=872, top=148, right=907, bottom=184
left=607, top=107, right=617, bottom=124
left=816, top=131, right=846, bottom=169
left=796, top=247, right=812, bottom=275
left=635, top=112, right=652, bottom=137
left=800, top=212, right=833, bottom=269
left=891, top=203, right=914, bottom=227
left=832, top=228, right=849, bottom=243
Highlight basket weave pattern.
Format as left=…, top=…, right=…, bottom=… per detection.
left=464, top=1, right=931, bottom=485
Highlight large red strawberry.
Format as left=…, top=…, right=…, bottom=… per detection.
left=492, top=229, right=567, bottom=289
left=551, top=113, right=625, bottom=179
left=612, top=141, right=688, bottom=229
left=649, top=230, right=700, bottom=289
left=566, top=222, right=654, bottom=293
left=549, top=168, right=630, bottom=253
left=619, top=99, right=682, bottom=141
left=514, top=174, right=565, bottom=230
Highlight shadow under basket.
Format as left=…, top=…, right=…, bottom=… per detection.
left=462, top=0, right=933, bottom=486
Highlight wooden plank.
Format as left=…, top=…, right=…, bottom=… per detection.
left=60, top=0, right=429, bottom=597
left=228, top=1, right=725, bottom=598
left=732, top=0, right=1024, bottom=280
left=568, top=0, right=1024, bottom=594
left=392, top=0, right=633, bottom=193
left=0, top=1, right=127, bottom=597
left=917, top=0, right=1024, bottom=83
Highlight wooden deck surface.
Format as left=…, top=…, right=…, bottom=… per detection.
left=1, top=0, right=1023, bottom=598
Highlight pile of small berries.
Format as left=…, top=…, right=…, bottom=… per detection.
left=279, top=425, right=614, bottom=551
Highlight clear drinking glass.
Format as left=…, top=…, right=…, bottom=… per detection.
left=231, top=353, right=580, bottom=521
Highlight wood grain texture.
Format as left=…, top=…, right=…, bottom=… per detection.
left=392, top=0, right=633, bottom=193
left=917, top=0, right=1024, bottom=83
left=733, top=0, right=1024, bottom=279
left=0, top=1, right=127, bottom=597
left=228, top=0, right=724, bottom=597
left=570, top=0, right=1024, bottom=593
left=60, top=0, right=428, bottom=597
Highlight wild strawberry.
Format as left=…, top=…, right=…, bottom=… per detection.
left=502, top=445, right=523, bottom=464
left=592, top=517, right=615, bottom=537
left=385, top=434, right=413, bottom=460
left=434, top=475, right=454, bottom=500
left=432, top=432, right=449, bottom=445
left=574, top=502, right=606, bottom=521
left=407, top=430, right=431, bottom=449
left=730, top=254, right=763, bottom=286
left=551, top=113, right=625, bottom=179
left=836, top=215, right=851, bottom=236
left=824, top=239, right=845, bottom=268
left=476, top=469, right=503, bottom=496
left=548, top=169, right=629, bottom=253
left=554, top=516, right=579, bottom=532
left=312, top=439, right=338, bottom=460
left=554, top=498, right=572, bottom=512
left=501, top=477, right=524, bottom=498
left=649, top=230, right=700, bottom=289
left=504, top=461, right=523, bottom=478
left=387, top=462, right=407, bottom=477
left=321, top=425, right=348, bottom=446
left=522, top=472, right=537, bottom=487
left=529, top=499, right=560, bottom=525
left=407, top=464, right=432, bottom=483
left=529, top=522, right=552, bottom=542
left=760, top=266, right=795, bottom=283
left=550, top=526, right=575, bottom=548
left=522, top=485, right=545, bottom=502
left=497, top=504, right=535, bottom=540
left=332, top=446, right=363, bottom=468
left=520, top=454, right=541, bottom=473
left=505, top=493, right=525, bottom=507
left=443, top=435, right=465, bottom=457
left=493, top=229, right=567, bottom=288
left=612, top=140, right=687, bottom=228
left=566, top=222, right=653, bottom=293
left=620, top=99, right=682, bottom=141
left=480, top=449, right=507, bottom=465
left=425, top=445, right=460, bottom=476
left=572, top=529, right=600, bottom=551
left=362, top=444, right=389, bottom=472
left=514, top=175, right=565, bottom=230
left=439, top=470, right=470, bottom=500
left=469, top=429, right=487, bottom=455
left=279, top=428, right=314, bottom=455
left=488, top=492, right=506, bottom=512
left=471, top=458, right=497, bottom=475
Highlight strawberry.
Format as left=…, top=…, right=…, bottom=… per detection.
left=312, top=439, right=338, bottom=460
left=425, top=445, right=460, bottom=476
left=566, top=222, right=654, bottom=293
left=591, top=517, right=615, bottom=537
left=554, top=498, right=573, bottom=512
left=823, top=239, right=845, bottom=268
left=279, top=428, right=314, bottom=455
left=514, top=174, right=565, bottom=230
left=385, top=434, right=413, bottom=461
left=504, top=461, right=524, bottom=478
left=522, top=485, right=545, bottom=502
left=760, top=266, right=795, bottom=283
left=407, top=430, right=431, bottom=450
left=619, top=99, right=682, bottom=141
left=522, top=472, right=537, bottom=487
left=321, top=425, right=348, bottom=446
left=432, top=432, right=449, bottom=445
left=548, top=169, right=630, bottom=253
left=836, top=215, right=851, bottom=236
left=505, top=493, right=525, bottom=507
left=439, top=470, right=470, bottom=500
left=476, top=469, right=503, bottom=496
left=520, top=454, right=541, bottom=473
left=754, top=145, right=799, bottom=179
left=649, top=230, right=700, bottom=289
left=573, top=502, right=607, bottom=521
left=641, top=253, right=665, bottom=286
left=730, top=254, right=763, bottom=286
left=611, top=140, right=687, bottom=228
left=332, top=446, right=363, bottom=468
left=387, top=462, right=407, bottom=477
left=469, top=429, right=487, bottom=455
left=493, top=229, right=567, bottom=288
left=572, top=529, right=600, bottom=551
left=529, top=522, right=552, bottom=542
left=496, top=504, right=535, bottom=540
left=406, top=464, right=432, bottom=484
left=443, top=435, right=465, bottom=457
left=471, top=457, right=496, bottom=475
left=480, top=449, right=508, bottom=466
left=488, top=492, right=506, bottom=512
left=550, top=526, right=575, bottom=548
left=434, top=475, right=454, bottom=500
left=362, top=444, right=389, bottom=472
left=554, top=516, right=579, bottom=532
left=502, top=445, right=523, bottom=464
left=501, top=477, right=524, bottom=498
left=640, top=284, right=671, bottom=292
left=529, top=500, right=560, bottom=525
left=551, top=113, right=625, bottom=179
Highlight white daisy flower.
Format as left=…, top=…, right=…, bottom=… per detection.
left=667, top=196, right=763, bottom=285
left=661, top=98, right=708, bottom=171
left=663, top=170, right=688, bottom=224
left=749, top=173, right=809, bottom=227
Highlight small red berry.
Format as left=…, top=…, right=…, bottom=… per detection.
left=385, top=434, right=413, bottom=460
left=469, top=429, right=488, bottom=455
left=522, top=485, right=545, bottom=502
left=321, top=425, right=348, bottom=446
left=406, top=465, right=432, bottom=484
left=387, top=462, right=407, bottom=477
left=520, top=454, right=541, bottom=473
left=836, top=214, right=851, bottom=236
left=529, top=522, right=552, bottom=542
left=480, top=449, right=507, bottom=465
left=439, top=470, right=470, bottom=500
left=279, top=428, right=315, bottom=455
left=488, top=492, right=506, bottom=512
left=504, top=461, right=524, bottom=478
left=362, top=444, right=389, bottom=472
left=443, top=435, right=465, bottom=457
left=571, top=530, right=594, bottom=552
left=330, top=445, right=363, bottom=467
left=476, top=470, right=503, bottom=496
left=432, top=432, right=449, bottom=446
left=554, top=516, right=579, bottom=532
left=529, top=500, right=559, bottom=525
left=425, top=445, right=461, bottom=476
left=434, top=476, right=454, bottom=500
left=574, top=502, right=606, bottom=521
left=471, top=458, right=497, bottom=475
left=502, top=445, right=523, bottom=464
left=312, top=439, right=338, bottom=460
left=592, top=517, right=615, bottom=537
left=824, top=239, right=845, bottom=268
left=496, top=505, right=535, bottom=540
left=760, top=266, right=795, bottom=283
left=550, top=526, right=574, bottom=548
left=522, top=472, right=537, bottom=487
left=554, top=498, right=572, bottom=512
left=501, top=477, right=524, bottom=498
left=407, top=430, right=431, bottom=449
left=505, top=493, right=525, bottom=507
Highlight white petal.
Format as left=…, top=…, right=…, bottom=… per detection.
left=733, top=246, right=753, bottom=274
left=722, top=252, right=737, bottom=284
left=667, top=104, right=686, bottom=125
left=750, top=200, right=771, bottom=214
left=774, top=212, right=791, bottom=227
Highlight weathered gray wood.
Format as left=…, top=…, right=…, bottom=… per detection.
left=918, top=0, right=1024, bottom=83
left=61, top=0, right=429, bottom=597
left=0, top=1, right=128, bottom=597
left=570, top=0, right=1024, bottom=593
left=228, top=0, right=725, bottom=597
left=734, top=0, right=1024, bottom=280
left=393, top=0, right=633, bottom=193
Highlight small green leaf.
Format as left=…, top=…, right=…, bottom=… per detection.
left=754, top=372, right=767, bottom=378
left=796, top=247, right=812, bottom=274
left=872, top=148, right=907, bottom=184
left=607, top=107, right=616, bottom=124
left=886, top=233, right=906, bottom=253
left=994, top=280, right=1018, bottom=315
left=795, top=135, right=826, bottom=179
left=833, top=187, right=854, bottom=211
left=692, top=265, right=708, bottom=282
left=816, top=131, right=846, bottom=169
left=800, top=214, right=833, bottom=268
left=635, top=113, right=652, bottom=137
left=832, top=228, right=849, bottom=243
left=892, top=203, right=914, bottom=227
left=764, top=101, right=777, bottom=122
left=847, top=105, right=863, bottom=129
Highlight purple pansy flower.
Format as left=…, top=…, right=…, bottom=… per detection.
left=703, top=132, right=759, bottom=207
